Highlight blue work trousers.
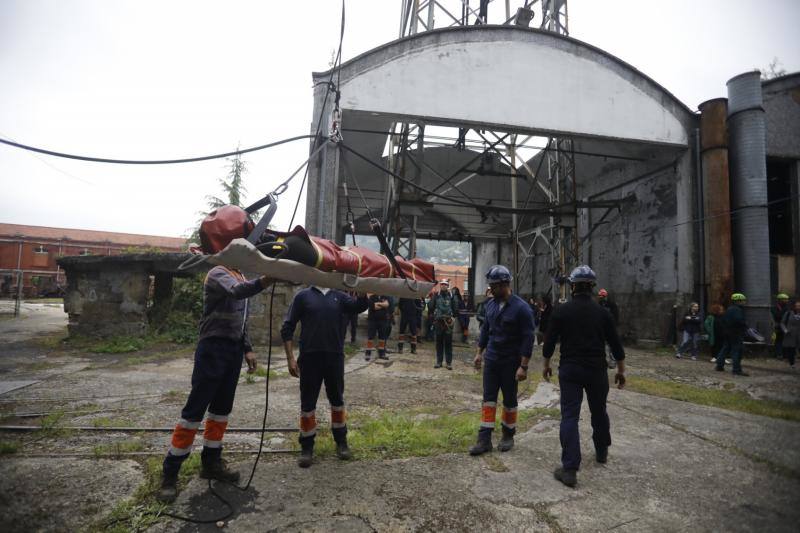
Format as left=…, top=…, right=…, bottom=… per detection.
left=558, top=363, right=611, bottom=471
left=716, top=336, right=743, bottom=373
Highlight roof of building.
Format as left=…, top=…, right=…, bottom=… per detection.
left=0, top=222, right=186, bottom=249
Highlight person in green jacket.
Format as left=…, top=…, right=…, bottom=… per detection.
left=715, top=294, right=749, bottom=376
left=705, top=304, right=724, bottom=361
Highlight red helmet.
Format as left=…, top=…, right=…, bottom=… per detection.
left=199, top=205, right=254, bottom=254
left=598, top=289, right=608, bottom=298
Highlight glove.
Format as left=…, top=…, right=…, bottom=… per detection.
left=614, top=373, right=626, bottom=389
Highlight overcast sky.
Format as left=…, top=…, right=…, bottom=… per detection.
left=1, top=0, right=797, bottom=238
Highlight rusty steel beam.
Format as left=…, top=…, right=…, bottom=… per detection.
left=699, top=98, right=733, bottom=309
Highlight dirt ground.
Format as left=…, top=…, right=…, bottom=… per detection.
left=1, top=303, right=799, bottom=532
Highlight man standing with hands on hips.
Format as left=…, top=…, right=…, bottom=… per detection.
left=469, top=265, right=534, bottom=455
left=542, top=265, right=625, bottom=488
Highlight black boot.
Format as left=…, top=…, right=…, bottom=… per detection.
left=398, top=342, right=404, bottom=353
left=156, top=474, right=178, bottom=503
left=410, top=344, right=417, bottom=354
left=469, top=434, right=493, bottom=456
left=335, top=440, right=352, bottom=460
left=497, top=427, right=515, bottom=452
left=365, top=350, right=371, bottom=361
left=554, top=467, right=577, bottom=487
left=596, top=446, right=608, bottom=464
left=200, top=458, right=240, bottom=483
left=298, top=444, right=313, bottom=468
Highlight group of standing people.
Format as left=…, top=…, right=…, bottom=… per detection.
left=772, top=293, right=800, bottom=368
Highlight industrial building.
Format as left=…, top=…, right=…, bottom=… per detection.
left=304, top=1, right=799, bottom=342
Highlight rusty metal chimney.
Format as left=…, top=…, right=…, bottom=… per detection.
left=698, top=98, right=734, bottom=309
left=726, top=71, right=771, bottom=333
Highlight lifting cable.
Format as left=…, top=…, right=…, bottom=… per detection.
left=0, top=134, right=314, bottom=165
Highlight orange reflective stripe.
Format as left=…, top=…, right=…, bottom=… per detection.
left=481, top=405, right=497, bottom=424
left=502, top=409, right=518, bottom=426
left=171, top=425, right=198, bottom=449
left=366, top=340, right=374, bottom=349
left=203, top=419, right=228, bottom=442
left=378, top=340, right=386, bottom=349
left=300, top=414, right=317, bottom=433
left=331, top=409, right=346, bottom=425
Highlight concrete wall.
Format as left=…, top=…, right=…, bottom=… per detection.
left=322, top=26, right=692, bottom=146
left=247, top=282, right=301, bottom=346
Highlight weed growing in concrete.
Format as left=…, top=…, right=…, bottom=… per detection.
left=92, top=439, right=146, bottom=457
left=92, top=416, right=132, bottom=428
left=627, top=376, right=800, bottom=422
left=308, top=407, right=559, bottom=460
left=0, top=440, right=20, bottom=454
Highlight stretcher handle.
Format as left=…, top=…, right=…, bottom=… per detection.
left=177, top=253, right=210, bottom=272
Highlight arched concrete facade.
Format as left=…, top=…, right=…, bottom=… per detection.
left=306, top=26, right=698, bottom=341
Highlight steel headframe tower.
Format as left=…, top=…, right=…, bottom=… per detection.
left=391, top=1, right=576, bottom=300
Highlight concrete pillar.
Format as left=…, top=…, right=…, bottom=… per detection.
left=306, top=81, right=340, bottom=239
left=472, top=237, right=499, bottom=297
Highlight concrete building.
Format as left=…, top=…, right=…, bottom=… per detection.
left=0, top=223, right=185, bottom=298
left=305, top=20, right=799, bottom=342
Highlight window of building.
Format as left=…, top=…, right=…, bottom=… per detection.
left=79, top=248, right=92, bottom=256
left=34, top=245, right=48, bottom=254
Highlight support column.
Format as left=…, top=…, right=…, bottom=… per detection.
left=306, top=82, right=339, bottom=239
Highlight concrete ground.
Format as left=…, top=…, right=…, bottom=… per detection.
left=0, top=306, right=799, bottom=532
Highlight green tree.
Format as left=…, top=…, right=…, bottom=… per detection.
left=187, top=150, right=258, bottom=243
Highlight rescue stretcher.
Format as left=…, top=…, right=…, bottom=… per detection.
left=208, top=225, right=437, bottom=299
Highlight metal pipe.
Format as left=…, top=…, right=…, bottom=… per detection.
left=694, top=128, right=706, bottom=316
left=727, top=71, right=771, bottom=333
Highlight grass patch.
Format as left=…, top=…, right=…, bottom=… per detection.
left=344, top=343, right=359, bottom=356
left=90, top=336, right=149, bottom=354
left=91, top=454, right=202, bottom=532
left=38, top=409, right=73, bottom=438
left=93, top=439, right=146, bottom=457
left=627, top=376, right=800, bottom=422
left=0, top=440, right=19, bottom=454
left=308, top=407, right=559, bottom=460
left=24, top=298, right=63, bottom=304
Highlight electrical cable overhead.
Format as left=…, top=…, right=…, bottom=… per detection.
left=0, top=134, right=315, bottom=165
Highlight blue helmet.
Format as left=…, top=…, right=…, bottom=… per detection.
left=568, top=265, right=597, bottom=284
left=486, top=264, right=512, bottom=284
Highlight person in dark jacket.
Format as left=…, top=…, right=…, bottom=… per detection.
left=715, top=293, right=749, bottom=376
left=157, top=267, right=272, bottom=503
left=772, top=293, right=790, bottom=359
left=470, top=265, right=534, bottom=455
left=476, top=287, right=492, bottom=330
left=365, top=294, right=394, bottom=361
left=780, top=300, right=800, bottom=369
left=431, top=280, right=459, bottom=369
left=537, top=294, right=553, bottom=345
left=675, top=302, right=703, bottom=360
left=543, top=265, right=625, bottom=488
left=397, top=297, right=424, bottom=354
left=706, top=304, right=725, bottom=361
left=281, top=286, right=369, bottom=468
left=453, top=287, right=470, bottom=343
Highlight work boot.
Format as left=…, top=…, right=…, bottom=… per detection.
left=554, top=467, right=577, bottom=487
left=469, top=436, right=493, bottom=456
left=398, top=343, right=404, bottom=353
left=596, top=446, right=608, bottom=464
left=410, top=344, right=417, bottom=354
left=497, top=427, right=514, bottom=452
left=297, top=445, right=314, bottom=468
left=378, top=351, right=389, bottom=360
left=335, top=441, right=353, bottom=460
left=156, top=474, right=178, bottom=503
left=365, top=351, right=371, bottom=362
left=732, top=371, right=750, bottom=377
left=200, top=459, right=240, bottom=483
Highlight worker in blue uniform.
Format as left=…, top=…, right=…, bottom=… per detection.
left=281, top=286, right=369, bottom=468
left=158, top=266, right=272, bottom=503
left=469, top=265, right=534, bottom=455
left=542, top=265, right=626, bottom=488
